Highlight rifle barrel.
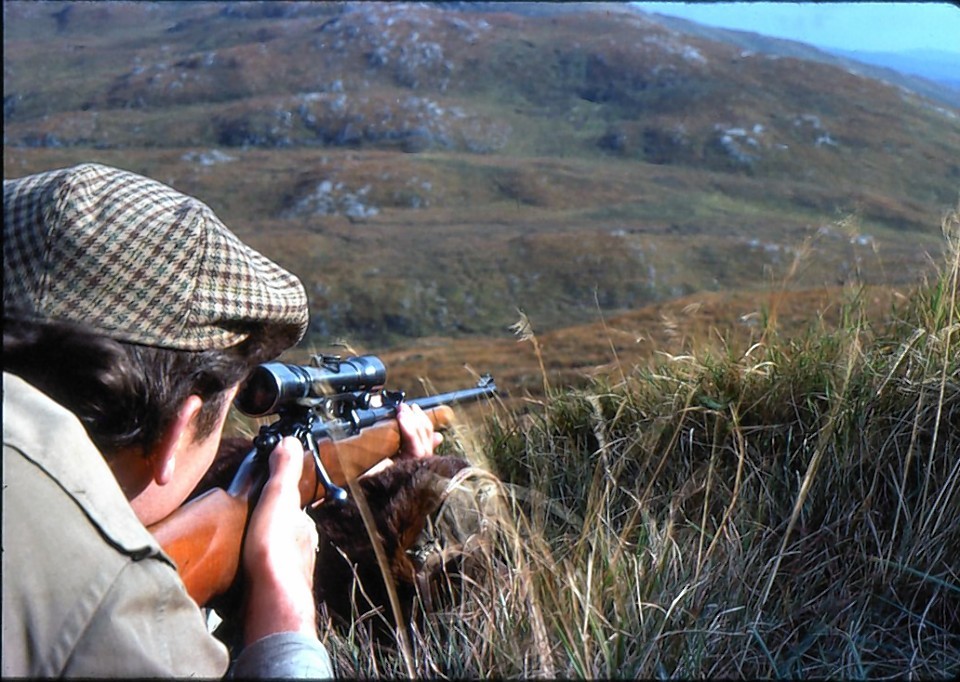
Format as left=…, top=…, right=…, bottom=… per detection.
left=312, top=377, right=497, bottom=440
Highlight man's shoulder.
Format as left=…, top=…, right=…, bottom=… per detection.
left=2, top=440, right=226, bottom=678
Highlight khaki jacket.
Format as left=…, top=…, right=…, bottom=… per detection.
left=2, top=372, right=229, bottom=677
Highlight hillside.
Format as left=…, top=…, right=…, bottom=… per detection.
left=4, top=1, right=959, bottom=380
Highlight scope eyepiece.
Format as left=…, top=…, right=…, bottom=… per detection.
left=234, top=355, right=387, bottom=417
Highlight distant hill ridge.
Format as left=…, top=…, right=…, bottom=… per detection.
left=824, top=47, right=960, bottom=93
left=635, top=8, right=960, bottom=109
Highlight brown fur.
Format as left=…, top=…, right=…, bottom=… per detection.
left=309, top=454, right=470, bottom=630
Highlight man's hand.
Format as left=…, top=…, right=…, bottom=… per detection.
left=359, top=402, right=443, bottom=479
left=241, top=436, right=319, bottom=645
left=396, top=402, right=444, bottom=459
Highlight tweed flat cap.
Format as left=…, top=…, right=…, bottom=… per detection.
left=3, top=163, right=308, bottom=351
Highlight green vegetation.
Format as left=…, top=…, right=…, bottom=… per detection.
left=320, top=208, right=959, bottom=678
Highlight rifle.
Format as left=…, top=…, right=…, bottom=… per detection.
left=148, top=354, right=497, bottom=607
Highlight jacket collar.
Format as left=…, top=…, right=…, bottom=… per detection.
left=3, top=372, right=170, bottom=565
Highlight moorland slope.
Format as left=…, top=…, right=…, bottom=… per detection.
left=4, top=1, right=958, bottom=395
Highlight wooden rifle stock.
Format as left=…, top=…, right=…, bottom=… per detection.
left=149, top=405, right=456, bottom=606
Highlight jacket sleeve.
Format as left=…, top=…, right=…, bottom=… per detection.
left=231, top=632, right=334, bottom=679
left=61, top=558, right=230, bottom=678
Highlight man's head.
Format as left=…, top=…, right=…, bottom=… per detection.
left=3, top=163, right=310, bottom=518
left=4, top=162, right=307, bottom=351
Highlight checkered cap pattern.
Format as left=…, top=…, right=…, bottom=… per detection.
left=3, top=163, right=308, bottom=351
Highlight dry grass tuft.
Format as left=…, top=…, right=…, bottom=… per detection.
left=317, top=206, right=959, bottom=678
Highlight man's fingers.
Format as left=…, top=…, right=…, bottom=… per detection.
left=397, top=402, right=440, bottom=458
left=265, top=436, right=304, bottom=495
left=266, top=438, right=316, bottom=548
left=303, top=514, right=320, bottom=553
left=243, top=439, right=319, bottom=642
left=245, top=435, right=316, bottom=574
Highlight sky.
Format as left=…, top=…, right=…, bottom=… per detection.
left=630, top=2, right=960, bottom=55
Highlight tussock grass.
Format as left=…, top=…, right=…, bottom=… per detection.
left=318, top=206, right=959, bottom=678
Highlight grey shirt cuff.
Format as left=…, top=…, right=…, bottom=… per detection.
left=231, top=632, right=333, bottom=679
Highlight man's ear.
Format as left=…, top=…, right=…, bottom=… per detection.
left=151, top=395, right=204, bottom=486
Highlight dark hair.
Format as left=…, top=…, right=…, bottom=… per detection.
left=3, top=319, right=279, bottom=458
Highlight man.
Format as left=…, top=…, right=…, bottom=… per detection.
left=1, top=163, right=439, bottom=677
